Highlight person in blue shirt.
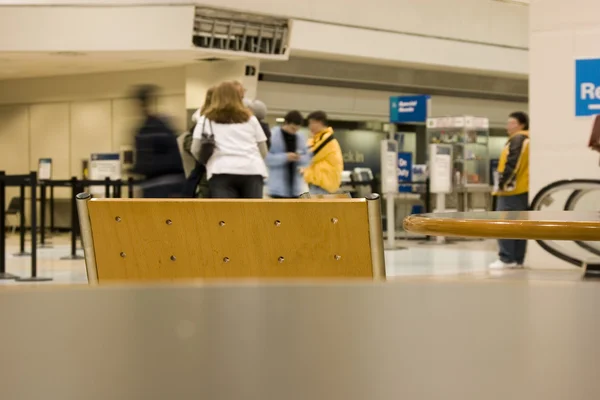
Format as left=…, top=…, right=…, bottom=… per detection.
left=266, top=110, right=312, bottom=198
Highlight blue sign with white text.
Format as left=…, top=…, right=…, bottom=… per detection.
left=389, top=95, right=430, bottom=123
left=576, top=58, right=600, bottom=116
left=398, top=152, right=413, bottom=193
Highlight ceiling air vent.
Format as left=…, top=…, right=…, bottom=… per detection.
left=193, top=7, right=289, bottom=56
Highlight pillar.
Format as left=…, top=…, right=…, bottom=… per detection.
left=529, top=0, right=600, bottom=268
left=185, top=59, right=260, bottom=111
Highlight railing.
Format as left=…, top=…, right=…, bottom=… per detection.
left=530, top=179, right=600, bottom=267
left=0, top=171, right=141, bottom=282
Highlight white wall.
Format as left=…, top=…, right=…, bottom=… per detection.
left=257, top=82, right=528, bottom=127
left=0, top=67, right=186, bottom=188
left=529, top=0, right=600, bottom=269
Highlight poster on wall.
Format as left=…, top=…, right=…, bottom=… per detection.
left=397, top=152, right=413, bottom=193
left=89, top=153, right=121, bottom=197
left=38, top=158, right=52, bottom=181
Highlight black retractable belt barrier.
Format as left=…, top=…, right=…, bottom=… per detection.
left=49, top=185, right=55, bottom=232
left=128, top=177, right=134, bottom=198
left=16, top=171, right=52, bottom=282
left=60, top=177, right=84, bottom=261
left=104, top=177, right=111, bottom=198
left=39, top=181, right=52, bottom=249
left=0, top=171, right=18, bottom=280
left=425, top=177, right=431, bottom=213
left=113, top=179, right=122, bottom=198
left=13, top=182, right=30, bottom=257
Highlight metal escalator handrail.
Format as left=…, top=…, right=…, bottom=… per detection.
left=530, top=179, right=600, bottom=268
left=530, top=179, right=600, bottom=211
left=564, top=189, right=600, bottom=257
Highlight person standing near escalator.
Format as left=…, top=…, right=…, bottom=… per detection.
left=489, top=111, right=530, bottom=270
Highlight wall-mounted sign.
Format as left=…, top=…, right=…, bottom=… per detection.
left=576, top=58, right=600, bottom=117
left=429, top=144, right=452, bottom=194
left=389, top=95, right=430, bottom=123
left=380, top=140, right=399, bottom=194
left=90, top=153, right=121, bottom=197
left=397, top=152, right=413, bottom=193
left=427, top=116, right=489, bottom=129
left=38, top=158, right=52, bottom=181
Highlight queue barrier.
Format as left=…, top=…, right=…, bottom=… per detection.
left=76, top=194, right=386, bottom=283
left=0, top=171, right=140, bottom=282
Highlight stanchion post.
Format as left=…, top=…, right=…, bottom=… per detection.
left=13, top=183, right=30, bottom=257
left=128, top=177, right=134, bottom=199
left=104, top=177, right=111, bottom=198
left=0, top=171, right=17, bottom=279
left=16, top=171, right=52, bottom=282
left=50, top=185, right=55, bottom=232
left=60, top=177, right=84, bottom=261
left=425, top=177, right=431, bottom=214
left=39, top=181, right=52, bottom=248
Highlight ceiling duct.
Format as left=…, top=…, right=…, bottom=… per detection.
left=193, top=7, right=290, bottom=57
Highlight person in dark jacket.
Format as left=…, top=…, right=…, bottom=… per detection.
left=131, top=85, right=185, bottom=198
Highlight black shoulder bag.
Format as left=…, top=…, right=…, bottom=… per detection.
left=198, top=118, right=216, bottom=165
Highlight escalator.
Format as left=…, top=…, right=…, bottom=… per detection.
left=530, top=179, right=600, bottom=268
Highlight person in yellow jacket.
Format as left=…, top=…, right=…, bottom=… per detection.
left=490, top=111, right=530, bottom=270
left=303, top=111, right=344, bottom=194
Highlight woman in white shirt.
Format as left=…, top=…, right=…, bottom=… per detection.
left=191, top=81, right=268, bottom=198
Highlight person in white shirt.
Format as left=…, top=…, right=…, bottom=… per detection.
left=191, top=81, right=268, bottom=198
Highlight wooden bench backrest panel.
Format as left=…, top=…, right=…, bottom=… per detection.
left=87, top=199, right=374, bottom=282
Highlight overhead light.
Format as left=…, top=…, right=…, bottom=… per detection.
left=51, top=51, right=87, bottom=57
left=494, top=0, right=528, bottom=4
left=276, top=118, right=284, bottom=123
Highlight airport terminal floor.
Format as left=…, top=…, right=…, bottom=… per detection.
left=1, top=234, right=585, bottom=284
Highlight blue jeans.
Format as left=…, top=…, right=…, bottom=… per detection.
left=496, top=192, right=529, bottom=264
left=309, top=185, right=330, bottom=195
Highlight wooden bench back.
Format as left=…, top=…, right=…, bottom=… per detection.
left=78, top=197, right=385, bottom=283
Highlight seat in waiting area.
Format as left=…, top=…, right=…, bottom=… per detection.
left=76, top=193, right=385, bottom=283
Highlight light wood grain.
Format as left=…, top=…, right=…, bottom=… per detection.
left=88, top=199, right=374, bottom=282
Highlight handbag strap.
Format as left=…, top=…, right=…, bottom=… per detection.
left=202, top=118, right=215, bottom=137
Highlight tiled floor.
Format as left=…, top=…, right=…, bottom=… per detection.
left=0, top=233, right=585, bottom=285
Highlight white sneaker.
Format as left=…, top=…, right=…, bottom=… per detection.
left=489, top=260, right=517, bottom=269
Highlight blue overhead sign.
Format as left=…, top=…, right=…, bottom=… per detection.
left=576, top=58, right=600, bottom=116
left=389, top=95, right=430, bottom=123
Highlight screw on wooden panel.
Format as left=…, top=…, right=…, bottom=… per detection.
left=278, top=256, right=285, bottom=263
left=166, top=219, right=173, bottom=225
left=331, top=218, right=338, bottom=224
left=120, top=252, right=126, bottom=258
left=334, top=255, right=342, bottom=261
left=223, top=257, right=230, bottom=263
left=170, top=255, right=176, bottom=261
left=274, top=220, right=281, bottom=227
left=219, top=221, right=225, bottom=227
left=115, top=216, right=121, bottom=222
